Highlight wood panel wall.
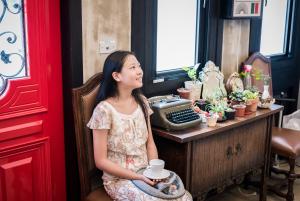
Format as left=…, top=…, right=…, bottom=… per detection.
left=82, top=0, right=131, bottom=82
left=221, top=20, right=250, bottom=81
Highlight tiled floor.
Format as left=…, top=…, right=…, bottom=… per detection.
left=206, top=163, right=300, bottom=201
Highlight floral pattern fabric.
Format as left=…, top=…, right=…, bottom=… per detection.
left=87, top=100, right=192, bottom=201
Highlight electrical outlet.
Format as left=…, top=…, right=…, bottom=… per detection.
left=99, top=39, right=117, bottom=54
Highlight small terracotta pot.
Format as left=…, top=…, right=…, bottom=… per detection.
left=232, top=104, right=246, bottom=117
left=177, top=88, right=191, bottom=99
left=245, top=98, right=259, bottom=113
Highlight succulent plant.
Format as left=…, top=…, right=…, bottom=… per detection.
left=229, top=91, right=244, bottom=102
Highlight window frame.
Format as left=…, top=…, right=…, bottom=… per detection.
left=250, top=0, right=297, bottom=61
left=131, top=0, right=222, bottom=96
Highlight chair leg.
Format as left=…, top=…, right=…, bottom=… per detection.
left=287, top=157, right=296, bottom=201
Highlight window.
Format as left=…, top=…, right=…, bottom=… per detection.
left=131, top=0, right=220, bottom=96
left=260, top=0, right=294, bottom=56
left=156, top=0, right=198, bottom=72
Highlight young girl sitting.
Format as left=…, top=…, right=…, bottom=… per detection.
left=87, top=50, right=192, bottom=200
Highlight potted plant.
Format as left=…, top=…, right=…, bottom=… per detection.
left=182, top=63, right=202, bottom=100
left=206, top=113, right=218, bottom=127
left=228, top=91, right=244, bottom=106
left=177, top=88, right=191, bottom=99
left=251, top=68, right=272, bottom=101
left=195, top=99, right=210, bottom=111
left=250, top=68, right=275, bottom=108
left=224, top=107, right=236, bottom=120
left=206, top=100, right=227, bottom=121
left=232, top=104, right=246, bottom=117
left=242, top=89, right=259, bottom=113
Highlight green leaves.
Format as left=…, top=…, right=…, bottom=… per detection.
left=229, top=91, right=244, bottom=102
left=251, top=67, right=271, bottom=84
left=182, top=63, right=200, bottom=81
left=182, top=66, right=197, bottom=81
left=206, top=100, right=228, bottom=115
left=242, top=89, right=259, bottom=100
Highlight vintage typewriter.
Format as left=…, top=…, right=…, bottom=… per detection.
left=148, top=95, right=201, bottom=131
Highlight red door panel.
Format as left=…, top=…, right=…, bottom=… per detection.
left=0, top=137, right=51, bottom=201
left=0, top=0, right=66, bottom=201
left=0, top=0, right=48, bottom=120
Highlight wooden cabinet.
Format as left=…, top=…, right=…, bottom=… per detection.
left=153, top=105, right=282, bottom=201
left=190, top=120, right=267, bottom=196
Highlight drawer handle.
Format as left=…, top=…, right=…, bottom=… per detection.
left=235, top=143, right=242, bottom=156
left=226, top=146, right=233, bottom=159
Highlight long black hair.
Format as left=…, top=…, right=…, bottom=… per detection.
left=96, top=50, right=149, bottom=127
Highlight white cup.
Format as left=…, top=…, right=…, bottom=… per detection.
left=148, top=159, right=165, bottom=176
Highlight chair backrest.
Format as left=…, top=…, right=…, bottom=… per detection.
left=243, top=52, right=273, bottom=96
left=72, top=73, right=103, bottom=199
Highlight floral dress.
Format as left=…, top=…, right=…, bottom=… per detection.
left=87, top=100, right=192, bottom=201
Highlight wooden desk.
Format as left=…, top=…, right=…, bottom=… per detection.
left=152, top=104, right=283, bottom=201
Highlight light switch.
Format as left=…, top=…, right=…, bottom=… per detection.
left=99, top=39, right=117, bottom=54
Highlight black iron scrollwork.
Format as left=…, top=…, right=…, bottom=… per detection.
left=0, top=31, right=17, bottom=43
left=0, top=50, right=25, bottom=75
left=0, top=0, right=26, bottom=95
left=0, top=0, right=22, bottom=23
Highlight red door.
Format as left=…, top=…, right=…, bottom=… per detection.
left=0, top=0, right=66, bottom=201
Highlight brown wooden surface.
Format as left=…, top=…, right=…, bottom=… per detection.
left=231, top=120, right=267, bottom=176
left=152, top=104, right=283, bottom=143
left=153, top=105, right=283, bottom=200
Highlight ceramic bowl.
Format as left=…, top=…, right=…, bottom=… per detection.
left=258, top=98, right=275, bottom=109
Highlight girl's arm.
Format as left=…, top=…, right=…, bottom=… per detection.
left=146, top=117, right=158, bottom=160
left=93, top=129, right=154, bottom=185
left=140, top=95, right=158, bottom=160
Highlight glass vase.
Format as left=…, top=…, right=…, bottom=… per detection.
left=262, top=85, right=271, bottom=100
left=244, top=73, right=252, bottom=89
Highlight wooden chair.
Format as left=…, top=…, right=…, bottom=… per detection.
left=270, top=127, right=300, bottom=201
left=244, top=52, right=300, bottom=201
left=72, top=73, right=112, bottom=201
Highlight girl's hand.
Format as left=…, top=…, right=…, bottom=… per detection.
left=139, top=175, right=155, bottom=186
left=152, top=179, right=163, bottom=184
